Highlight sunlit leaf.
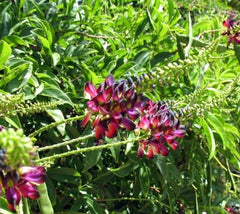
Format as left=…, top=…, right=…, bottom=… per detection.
left=0, top=40, right=11, bottom=69
left=200, top=118, right=216, bottom=160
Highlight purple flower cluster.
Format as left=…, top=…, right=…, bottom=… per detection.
left=223, top=12, right=240, bottom=47
left=0, top=165, right=47, bottom=212
left=83, top=75, right=138, bottom=140
left=83, top=75, right=186, bottom=159
left=136, top=100, right=185, bottom=159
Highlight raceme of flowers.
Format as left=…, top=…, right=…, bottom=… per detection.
left=83, top=75, right=186, bottom=159
left=222, top=12, right=240, bottom=47
left=0, top=127, right=47, bottom=212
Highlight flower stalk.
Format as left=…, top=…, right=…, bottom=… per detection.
left=35, top=137, right=142, bottom=164
left=29, top=115, right=85, bottom=138
left=37, top=133, right=95, bottom=152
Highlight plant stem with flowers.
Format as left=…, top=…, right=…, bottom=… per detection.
left=34, top=75, right=186, bottom=163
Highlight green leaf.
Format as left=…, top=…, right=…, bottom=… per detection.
left=81, top=62, right=99, bottom=84
left=0, top=12, right=11, bottom=38
left=46, top=109, right=65, bottom=135
left=167, top=0, right=174, bottom=21
left=83, top=150, right=102, bottom=171
left=41, top=83, right=73, bottom=106
left=185, top=12, right=193, bottom=57
left=234, top=43, right=240, bottom=64
left=139, top=164, right=150, bottom=197
left=114, top=61, right=135, bottom=79
left=224, top=123, right=240, bottom=138
left=206, top=113, right=240, bottom=161
left=3, top=35, right=28, bottom=47
left=176, top=33, right=208, bottom=48
left=47, top=167, right=81, bottom=184
left=150, top=52, right=174, bottom=67
left=92, top=171, right=114, bottom=184
left=38, top=35, right=52, bottom=56
left=109, top=144, right=121, bottom=161
left=0, top=40, right=11, bottom=69
left=46, top=178, right=57, bottom=205
left=84, top=196, right=104, bottom=214
left=5, top=116, right=22, bottom=129
left=48, top=167, right=81, bottom=177
left=29, top=0, right=45, bottom=19
left=134, top=50, right=150, bottom=70
left=176, top=34, right=185, bottom=59
left=0, top=197, right=14, bottom=214
left=200, top=118, right=216, bottom=160
left=206, top=112, right=227, bottom=149
left=109, top=161, right=133, bottom=177
left=3, top=63, right=32, bottom=93
left=135, top=17, right=149, bottom=39
left=52, top=52, right=60, bottom=66
left=154, top=155, right=168, bottom=179
left=69, top=198, right=83, bottom=212
left=146, top=8, right=156, bottom=31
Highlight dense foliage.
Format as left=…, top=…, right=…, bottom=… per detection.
left=0, top=0, right=240, bottom=213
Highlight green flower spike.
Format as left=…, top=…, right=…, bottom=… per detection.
left=0, top=128, right=35, bottom=170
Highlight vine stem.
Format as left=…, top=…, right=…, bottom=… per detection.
left=29, top=115, right=85, bottom=138
left=35, top=136, right=141, bottom=164
left=37, top=133, right=95, bottom=152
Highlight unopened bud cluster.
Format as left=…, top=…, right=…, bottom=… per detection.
left=0, top=128, right=35, bottom=169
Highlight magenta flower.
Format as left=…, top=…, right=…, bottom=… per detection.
left=83, top=75, right=186, bottom=158
left=2, top=171, right=21, bottom=212
left=1, top=166, right=47, bottom=212
left=121, top=117, right=136, bottom=131
left=83, top=75, right=140, bottom=141
left=136, top=100, right=185, bottom=159
left=19, top=166, right=47, bottom=184
left=5, top=187, right=21, bottom=212
left=84, top=82, right=97, bottom=99
left=222, top=12, right=240, bottom=47
left=17, top=180, right=40, bottom=199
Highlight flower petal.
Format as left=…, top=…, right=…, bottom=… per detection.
left=105, top=75, right=115, bottom=86
left=159, top=145, right=169, bottom=156
left=87, top=101, right=98, bottom=112
left=18, top=180, right=40, bottom=199
left=95, top=91, right=107, bottom=103
left=95, top=124, right=106, bottom=139
left=164, top=134, right=175, bottom=143
left=84, top=82, right=97, bottom=99
left=138, top=116, right=150, bottom=130
left=105, top=121, right=118, bottom=138
left=173, top=129, right=185, bottom=138
left=137, top=146, right=144, bottom=158
left=121, top=117, right=136, bottom=131
left=126, top=108, right=140, bottom=120
left=170, top=141, right=179, bottom=150
left=5, top=187, right=21, bottom=212
left=19, top=166, right=47, bottom=184
left=147, top=147, right=154, bottom=159
left=81, top=114, right=91, bottom=127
